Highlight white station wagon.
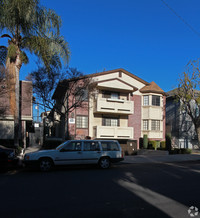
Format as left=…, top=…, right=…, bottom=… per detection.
left=24, top=140, right=124, bottom=171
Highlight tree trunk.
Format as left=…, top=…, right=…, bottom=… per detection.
left=6, top=54, right=22, bottom=148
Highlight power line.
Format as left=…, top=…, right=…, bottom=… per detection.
left=161, top=0, right=200, bottom=38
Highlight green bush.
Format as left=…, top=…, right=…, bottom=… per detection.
left=148, top=141, right=158, bottom=150
left=143, top=135, right=148, bottom=149
left=160, top=141, right=166, bottom=149
left=169, top=148, right=192, bottom=155
left=148, top=141, right=154, bottom=149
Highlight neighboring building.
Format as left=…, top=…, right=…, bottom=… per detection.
left=0, top=80, right=33, bottom=148
left=51, top=69, right=166, bottom=151
left=166, top=89, right=198, bottom=149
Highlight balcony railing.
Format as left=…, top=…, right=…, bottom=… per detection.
left=94, top=98, right=133, bottom=115
left=93, top=126, right=133, bottom=139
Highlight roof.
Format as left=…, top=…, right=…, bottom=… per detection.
left=87, top=68, right=149, bottom=85
left=140, top=81, right=166, bottom=95
left=53, top=68, right=149, bottom=99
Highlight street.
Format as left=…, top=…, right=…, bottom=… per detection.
left=1, top=161, right=200, bottom=218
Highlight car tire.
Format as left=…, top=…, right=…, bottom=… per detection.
left=39, top=158, right=53, bottom=172
left=99, top=157, right=110, bottom=169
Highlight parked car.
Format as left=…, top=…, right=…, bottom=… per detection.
left=24, top=140, right=124, bottom=171
left=0, top=145, right=18, bottom=168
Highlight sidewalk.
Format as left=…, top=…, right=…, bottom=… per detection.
left=24, top=145, right=41, bottom=154
left=123, top=154, right=200, bottom=164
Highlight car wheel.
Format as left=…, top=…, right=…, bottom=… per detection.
left=99, top=157, right=110, bottom=169
left=39, top=158, right=53, bottom=172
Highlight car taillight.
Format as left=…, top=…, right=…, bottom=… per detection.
left=121, top=151, right=124, bottom=158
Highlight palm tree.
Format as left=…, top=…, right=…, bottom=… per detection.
left=0, top=0, right=70, bottom=147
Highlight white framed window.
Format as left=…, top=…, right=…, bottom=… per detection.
left=152, top=95, right=160, bottom=106
left=76, top=116, right=88, bottom=128
left=151, top=120, right=160, bottom=131
left=102, top=117, right=119, bottom=126
left=143, top=95, right=149, bottom=106
left=143, top=120, right=149, bottom=130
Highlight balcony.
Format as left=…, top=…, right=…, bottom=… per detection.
left=94, top=98, right=133, bottom=115
left=93, top=126, right=133, bottom=139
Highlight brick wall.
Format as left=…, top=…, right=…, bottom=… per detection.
left=21, top=81, right=32, bottom=117
left=128, top=95, right=141, bottom=149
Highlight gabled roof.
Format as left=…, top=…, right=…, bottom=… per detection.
left=140, top=81, right=165, bottom=95
left=88, top=68, right=149, bottom=85
left=94, top=78, right=138, bottom=92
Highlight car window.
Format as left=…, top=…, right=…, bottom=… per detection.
left=101, top=141, right=119, bottom=151
left=62, top=142, right=81, bottom=152
left=83, top=141, right=100, bottom=151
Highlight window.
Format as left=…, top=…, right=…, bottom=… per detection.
left=143, top=95, right=149, bottom=106
left=75, top=89, right=88, bottom=101
left=101, top=141, right=119, bottom=151
left=76, top=116, right=88, bottom=128
left=102, top=91, right=119, bottom=99
left=62, top=141, right=81, bottom=152
left=111, top=92, right=119, bottom=99
left=102, top=117, right=119, bottom=126
left=151, top=120, right=160, bottom=131
left=152, top=95, right=160, bottom=106
left=83, top=141, right=100, bottom=151
left=143, top=120, right=149, bottom=130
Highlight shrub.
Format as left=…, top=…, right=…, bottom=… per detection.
left=143, top=135, right=148, bottom=149
left=169, top=148, right=192, bottom=154
left=148, top=141, right=158, bottom=150
left=160, top=141, right=166, bottom=149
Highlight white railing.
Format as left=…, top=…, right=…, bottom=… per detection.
left=94, top=126, right=133, bottom=139
left=94, top=98, right=133, bottom=115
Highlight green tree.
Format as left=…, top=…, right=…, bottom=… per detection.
left=175, top=60, right=200, bottom=145
left=0, top=0, right=70, bottom=147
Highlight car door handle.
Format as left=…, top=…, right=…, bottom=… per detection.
left=78, top=151, right=82, bottom=154
left=97, top=151, right=101, bottom=153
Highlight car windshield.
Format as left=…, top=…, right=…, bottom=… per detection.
left=56, top=141, right=68, bottom=150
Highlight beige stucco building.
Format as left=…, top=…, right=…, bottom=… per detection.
left=52, top=68, right=166, bottom=151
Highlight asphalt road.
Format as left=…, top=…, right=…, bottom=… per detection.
left=1, top=161, right=200, bottom=218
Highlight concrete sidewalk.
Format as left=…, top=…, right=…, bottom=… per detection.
left=24, top=146, right=41, bottom=154
left=123, top=154, right=200, bottom=164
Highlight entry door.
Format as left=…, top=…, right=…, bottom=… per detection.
left=55, top=141, right=83, bottom=165
left=81, top=141, right=101, bottom=164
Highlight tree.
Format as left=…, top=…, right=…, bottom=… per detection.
left=29, top=67, right=94, bottom=141
left=0, top=65, right=9, bottom=115
left=175, top=59, right=200, bottom=145
left=0, top=0, right=70, bottom=147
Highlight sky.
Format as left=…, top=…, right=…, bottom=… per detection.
left=17, top=0, right=200, bottom=93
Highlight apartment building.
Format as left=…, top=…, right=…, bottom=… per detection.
left=0, top=80, right=33, bottom=148
left=53, top=69, right=166, bottom=149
